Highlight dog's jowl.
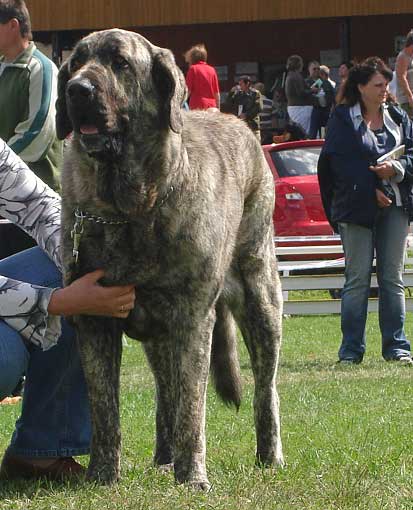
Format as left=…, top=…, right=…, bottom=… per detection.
left=56, top=29, right=283, bottom=489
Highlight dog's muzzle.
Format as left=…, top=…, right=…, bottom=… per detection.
left=80, top=133, right=123, bottom=159
left=66, top=77, right=124, bottom=159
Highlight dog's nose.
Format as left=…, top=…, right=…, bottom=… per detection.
left=67, top=79, right=95, bottom=99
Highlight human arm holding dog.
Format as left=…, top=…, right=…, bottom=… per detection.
left=0, top=137, right=135, bottom=349
left=48, top=269, right=135, bottom=318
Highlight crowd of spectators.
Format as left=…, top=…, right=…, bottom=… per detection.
left=184, top=30, right=413, bottom=145
left=180, top=45, right=351, bottom=144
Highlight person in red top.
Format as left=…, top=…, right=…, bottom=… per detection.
left=184, top=43, right=220, bottom=110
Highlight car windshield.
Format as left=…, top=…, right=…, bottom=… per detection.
left=271, top=147, right=321, bottom=177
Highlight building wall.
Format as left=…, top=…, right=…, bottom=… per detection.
left=26, top=0, right=413, bottom=31
left=116, top=15, right=413, bottom=90
left=133, top=18, right=343, bottom=90
left=351, top=14, right=413, bottom=61
left=32, top=17, right=344, bottom=91
left=28, top=2, right=413, bottom=94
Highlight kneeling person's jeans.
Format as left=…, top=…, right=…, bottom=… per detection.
left=0, top=247, right=91, bottom=457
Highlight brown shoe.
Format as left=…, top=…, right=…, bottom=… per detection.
left=0, top=396, right=22, bottom=405
left=0, top=453, right=86, bottom=480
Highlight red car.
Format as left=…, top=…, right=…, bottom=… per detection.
left=263, top=139, right=339, bottom=260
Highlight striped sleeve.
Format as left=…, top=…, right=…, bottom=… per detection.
left=0, top=275, right=61, bottom=350
left=0, top=138, right=61, bottom=267
left=7, top=50, right=58, bottom=162
left=0, top=138, right=62, bottom=349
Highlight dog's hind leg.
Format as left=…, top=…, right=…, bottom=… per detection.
left=75, top=317, right=123, bottom=484
left=142, top=341, right=175, bottom=467
left=235, top=232, right=284, bottom=468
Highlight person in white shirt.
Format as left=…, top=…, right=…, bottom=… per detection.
left=395, top=29, right=413, bottom=118
left=0, top=139, right=135, bottom=480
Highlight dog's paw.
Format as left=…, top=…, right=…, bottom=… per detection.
left=255, top=453, right=285, bottom=469
left=86, top=465, right=120, bottom=485
left=276, top=455, right=285, bottom=468
left=156, top=463, right=174, bottom=474
left=186, top=479, right=212, bottom=492
left=174, top=467, right=211, bottom=491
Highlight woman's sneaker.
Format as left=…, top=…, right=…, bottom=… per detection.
left=393, top=355, right=413, bottom=365
left=338, top=358, right=362, bottom=365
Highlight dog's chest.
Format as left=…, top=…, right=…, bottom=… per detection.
left=74, top=219, right=159, bottom=280
left=71, top=213, right=209, bottom=289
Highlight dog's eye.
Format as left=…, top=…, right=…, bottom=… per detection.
left=69, top=49, right=88, bottom=73
left=70, top=58, right=83, bottom=73
left=113, top=57, right=130, bottom=71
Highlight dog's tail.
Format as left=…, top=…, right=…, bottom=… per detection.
left=211, top=301, right=242, bottom=410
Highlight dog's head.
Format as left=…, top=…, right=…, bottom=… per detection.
left=56, top=29, right=187, bottom=159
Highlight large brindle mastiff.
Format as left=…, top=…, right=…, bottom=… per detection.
left=56, top=29, right=283, bottom=489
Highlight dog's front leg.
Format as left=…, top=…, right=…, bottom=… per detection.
left=75, top=317, right=123, bottom=484
left=143, top=341, right=175, bottom=467
left=173, top=309, right=215, bottom=491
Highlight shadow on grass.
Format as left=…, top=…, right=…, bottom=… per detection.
left=280, top=359, right=338, bottom=371
left=242, top=358, right=345, bottom=373
left=0, top=476, right=89, bottom=498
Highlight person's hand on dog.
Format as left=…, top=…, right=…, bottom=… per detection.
left=369, top=161, right=396, bottom=179
left=48, top=269, right=136, bottom=318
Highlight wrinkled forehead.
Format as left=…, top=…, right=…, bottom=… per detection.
left=71, top=29, right=154, bottom=66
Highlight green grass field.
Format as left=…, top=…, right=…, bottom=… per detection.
left=1, top=313, right=413, bottom=510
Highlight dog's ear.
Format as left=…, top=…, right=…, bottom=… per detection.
left=152, top=50, right=187, bottom=134
left=55, top=60, right=73, bottom=140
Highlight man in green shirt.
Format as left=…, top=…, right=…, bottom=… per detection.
left=0, top=0, right=62, bottom=260
left=0, top=0, right=62, bottom=191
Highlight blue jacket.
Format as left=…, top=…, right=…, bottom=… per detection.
left=317, top=103, right=413, bottom=231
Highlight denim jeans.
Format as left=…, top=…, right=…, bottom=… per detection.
left=0, top=247, right=91, bottom=457
left=338, top=205, right=411, bottom=362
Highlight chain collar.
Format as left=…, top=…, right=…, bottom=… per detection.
left=71, top=208, right=128, bottom=264
left=71, top=186, right=175, bottom=264
left=74, top=185, right=175, bottom=225
left=74, top=208, right=129, bottom=225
